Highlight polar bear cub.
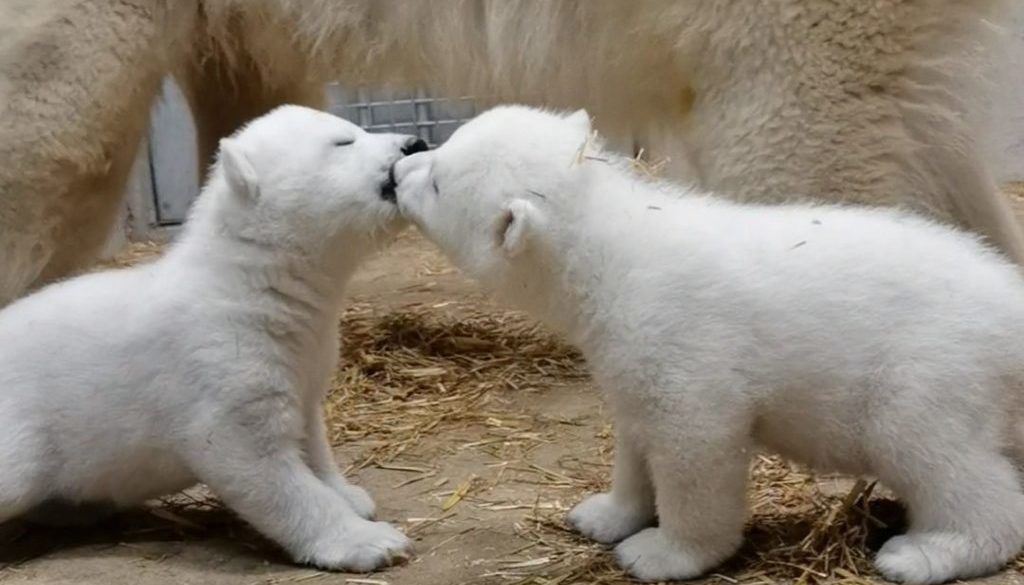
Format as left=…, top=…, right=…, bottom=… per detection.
left=394, top=105, right=1024, bottom=584
left=0, top=105, right=428, bottom=571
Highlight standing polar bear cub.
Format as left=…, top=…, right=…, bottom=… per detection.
left=0, top=105, right=427, bottom=571
left=394, top=106, right=1024, bottom=584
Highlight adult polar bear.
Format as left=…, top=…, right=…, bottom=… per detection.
left=2, top=0, right=1023, bottom=306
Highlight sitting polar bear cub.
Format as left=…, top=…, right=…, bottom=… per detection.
left=0, top=105, right=427, bottom=571
left=394, top=105, right=1024, bottom=584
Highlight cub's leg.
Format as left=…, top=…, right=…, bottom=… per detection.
left=868, top=389, right=1024, bottom=585
left=613, top=405, right=750, bottom=582
left=186, top=405, right=411, bottom=571
left=177, top=27, right=327, bottom=175
left=0, top=1, right=184, bottom=306
left=305, top=403, right=376, bottom=520
left=568, top=429, right=656, bottom=543
left=0, top=422, right=45, bottom=524
left=874, top=448, right=1024, bottom=584
left=0, top=471, right=41, bottom=526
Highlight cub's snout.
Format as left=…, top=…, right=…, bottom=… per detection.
left=381, top=137, right=430, bottom=202
left=402, top=138, right=429, bottom=156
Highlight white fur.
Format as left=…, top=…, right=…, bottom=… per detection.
left=0, top=105, right=420, bottom=571
left=394, top=105, right=1024, bottom=584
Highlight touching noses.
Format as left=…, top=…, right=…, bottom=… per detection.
left=401, top=137, right=429, bottom=156
left=392, top=148, right=432, bottom=185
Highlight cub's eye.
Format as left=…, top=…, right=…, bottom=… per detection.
left=334, top=138, right=355, bottom=147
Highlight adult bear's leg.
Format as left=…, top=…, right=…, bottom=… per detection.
left=0, top=1, right=195, bottom=305
left=177, top=22, right=327, bottom=175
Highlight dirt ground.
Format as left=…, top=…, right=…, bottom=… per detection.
left=2, top=191, right=1024, bottom=585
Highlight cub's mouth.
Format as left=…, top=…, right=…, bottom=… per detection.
left=380, top=165, right=398, bottom=203
left=383, top=138, right=429, bottom=203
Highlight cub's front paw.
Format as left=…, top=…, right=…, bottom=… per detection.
left=614, top=528, right=711, bottom=582
left=321, top=475, right=377, bottom=520
left=337, top=483, right=377, bottom=520
left=302, top=519, right=413, bottom=572
left=567, top=492, right=653, bottom=543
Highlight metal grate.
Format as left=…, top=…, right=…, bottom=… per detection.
left=327, top=84, right=476, bottom=146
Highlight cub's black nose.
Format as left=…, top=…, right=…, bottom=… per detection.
left=402, top=138, right=429, bottom=156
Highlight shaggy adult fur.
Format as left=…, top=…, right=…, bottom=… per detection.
left=1, top=0, right=1022, bottom=306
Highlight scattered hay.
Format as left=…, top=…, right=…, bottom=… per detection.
left=573, top=129, right=602, bottom=167
left=325, top=303, right=587, bottom=467
left=492, top=455, right=907, bottom=585
left=731, top=461, right=903, bottom=585
left=571, top=129, right=670, bottom=179
left=628, top=147, right=670, bottom=178
left=1005, top=181, right=1024, bottom=202
left=96, top=241, right=165, bottom=269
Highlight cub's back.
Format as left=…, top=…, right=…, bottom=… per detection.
left=599, top=192, right=1024, bottom=367
left=0, top=263, right=182, bottom=409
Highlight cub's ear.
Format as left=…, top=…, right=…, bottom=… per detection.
left=566, top=108, right=592, bottom=135
left=218, top=138, right=259, bottom=200
left=494, top=198, right=543, bottom=258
